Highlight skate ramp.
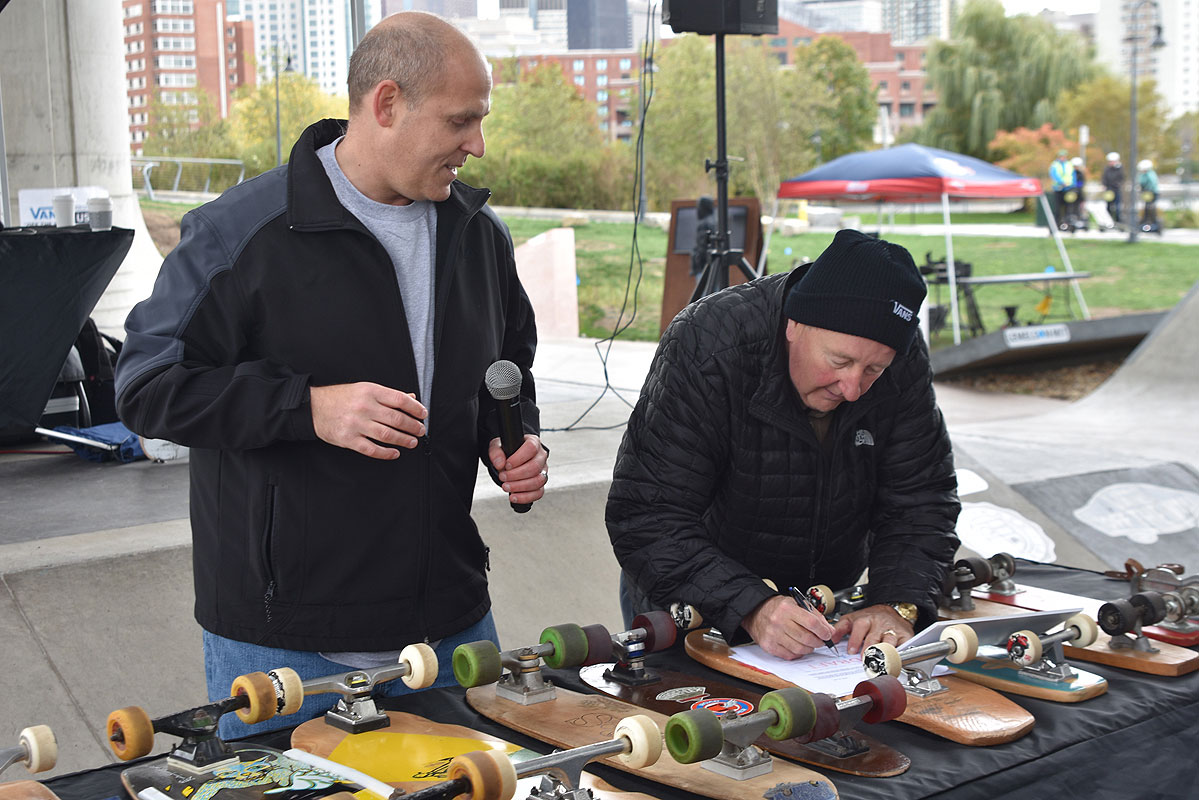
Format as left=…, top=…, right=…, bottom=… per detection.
left=950, top=283, right=1199, bottom=570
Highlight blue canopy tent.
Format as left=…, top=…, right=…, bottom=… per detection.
left=779, top=144, right=1089, bottom=344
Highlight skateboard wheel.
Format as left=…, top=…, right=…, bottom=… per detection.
left=1098, top=598, right=1138, bottom=635
left=614, top=714, right=663, bottom=768
left=1130, top=592, right=1168, bottom=626
left=633, top=610, right=677, bottom=653
left=854, top=676, right=907, bottom=724
left=448, top=749, right=517, bottom=800
left=580, top=623, right=614, bottom=667
left=19, top=726, right=57, bottom=773
left=540, top=623, right=589, bottom=669
left=760, top=688, right=816, bottom=740
left=231, top=671, right=278, bottom=725
left=806, top=585, right=835, bottom=617
left=268, top=667, right=304, bottom=715
left=107, top=706, right=154, bottom=761
left=794, top=692, right=839, bottom=744
left=955, top=556, right=993, bottom=586
left=862, top=643, right=902, bottom=678
left=1063, top=613, right=1099, bottom=648
left=941, top=624, right=979, bottom=664
left=1006, top=630, right=1042, bottom=667
left=400, top=643, right=438, bottom=689
left=989, top=552, right=1017, bottom=579
left=664, top=709, right=724, bottom=764
left=453, top=641, right=503, bottom=688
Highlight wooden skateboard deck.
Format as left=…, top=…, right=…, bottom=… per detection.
left=0, top=784, right=58, bottom=800
left=578, top=663, right=909, bottom=777
left=290, top=710, right=655, bottom=799
left=685, top=630, right=1035, bottom=747
left=466, top=683, right=839, bottom=800
left=975, top=583, right=1199, bottom=647
left=942, top=597, right=1199, bottom=677
left=946, top=645, right=1108, bottom=702
left=119, top=743, right=389, bottom=800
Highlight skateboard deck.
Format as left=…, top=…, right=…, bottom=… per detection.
left=290, top=710, right=655, bottom=799
left=119, top=742, right=390, bottom=800
left=578, top=663, right=909, bottom=777
left=942, top=597, right=1199, bottom=677
left=946, top=644, right=1108, bottom=702
left=685, top=630, right=1034, bottom=747
left=0, top=784, right=57, bottom=800
left=466, top=683, right=839, bottom=800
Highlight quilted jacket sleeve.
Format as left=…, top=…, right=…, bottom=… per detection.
left=864, top=339, right=961, bottom=628
left=606, top=313, right=775, bottom=637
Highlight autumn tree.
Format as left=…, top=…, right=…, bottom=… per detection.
left=988, top=123, right=1079, bottom=189
left=1057, top=74, right=1177, bottom=170
left=227, top=68, right=347, bottom=176
left=917, top=0, right=1095, bottom=158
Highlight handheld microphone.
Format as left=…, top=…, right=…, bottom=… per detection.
left=485, top=359, right=531, bottom=513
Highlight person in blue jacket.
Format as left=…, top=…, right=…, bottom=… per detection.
left=1048, top=150, right=1075, bottom=230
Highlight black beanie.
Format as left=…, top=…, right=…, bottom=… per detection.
left=784, top=229, right=926, bottom=354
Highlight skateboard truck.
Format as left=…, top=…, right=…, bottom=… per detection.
left=267, top=643, right=438, bottom=734
left=941, top=554, right=1019, bottom=612
left=1131, top=569, right=1199, bottom=636
left=454, top=624, right=592, bottom=705
left=591, top=611, right=678, bottom=688
left=398, top=715, right=661, bottom=800
left=1, top=726, right=57, bottom=777
left=863, top=624, right=980, bottom=697
left=106, top=670, right=302, bottom=769
left=1100, top=590, right=1199, bottom=652
left=1000, top=614, right=1099, bottom=682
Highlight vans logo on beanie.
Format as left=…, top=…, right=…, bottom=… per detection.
left=892, top=302, right=914, bottom=322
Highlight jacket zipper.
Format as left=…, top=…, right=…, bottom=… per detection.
left=261, top=482, right=279, bottom=623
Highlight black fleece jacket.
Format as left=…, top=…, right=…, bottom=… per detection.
left=116, top=119, right=539, bottom=651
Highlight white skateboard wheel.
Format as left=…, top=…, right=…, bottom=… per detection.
left=1007, top=630, right=1043, bottom=667
left=268, top=667, right=304, bottom=715
left=1064, top=613, right=1099, bottom=648
left=20, top=725, right=57, bottom=773
left=863, top=642, right=902, bottom=678
left=400, top=643, right=438, bottom=689
left=941, top=624, right=979, bottom=663
left=614, top=714, right=662, bottom=768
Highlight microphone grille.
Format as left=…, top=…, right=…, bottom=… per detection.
left=485, top=359, right=522, bottom=400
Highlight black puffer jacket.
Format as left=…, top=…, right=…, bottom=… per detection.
left=606, top=266, right=959, bottom=637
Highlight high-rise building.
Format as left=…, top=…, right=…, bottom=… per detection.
left=880, top=0, right=954, bottom=44
left=568, top=0, right=630, bottom=50
left=380, top=0, right=479, bottom=16
left=123, top=0, right=256, bottom=154
left=1095, top=0, right=1197, bottom=118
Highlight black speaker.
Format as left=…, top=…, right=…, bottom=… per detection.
left=662, top=0, right=779, bottom=35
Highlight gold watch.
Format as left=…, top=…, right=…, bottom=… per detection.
left=889, top=602, right=918, bottom=623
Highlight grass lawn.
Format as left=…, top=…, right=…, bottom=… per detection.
left=141, top=199, right=1195, bottom=351
left=506, top=217, right=1197, bottom=349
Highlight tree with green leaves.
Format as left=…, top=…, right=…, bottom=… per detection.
left=917, top=0, right=1095, bottom=158
left=1057, top=74, right=1177, bottom=170
left=792, top=36, right=877, bottom=165
left=227, top=68, right=347, bottom=176
left=459, top=62, right=626, bottom=208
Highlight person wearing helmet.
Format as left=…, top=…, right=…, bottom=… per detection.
left=1138, top=159, right=1160, bottom=233
left=1102, top=153, right=1124, bottom=225
left=1048, top=150, right=1075, bottom=230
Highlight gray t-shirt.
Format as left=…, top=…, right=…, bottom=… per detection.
left=315, top=138, right=439, bottom=668
left=316, top=138, right=436, bottom=411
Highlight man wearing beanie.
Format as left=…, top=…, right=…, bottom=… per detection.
left=607, top=229, right=960, bottom=658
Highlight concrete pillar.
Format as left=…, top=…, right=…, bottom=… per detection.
left=0, top=0, right=163, bottom=336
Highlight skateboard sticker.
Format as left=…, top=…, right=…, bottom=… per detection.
left=689, top=697, right=754, bottom=716
left=654, top=686, right=710, bottom=703
left=326, top=732, right=519, bottom=785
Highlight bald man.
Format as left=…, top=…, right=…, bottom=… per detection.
left=116, top=12, right=546, bottom=734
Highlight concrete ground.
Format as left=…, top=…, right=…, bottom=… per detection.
left=3, top=293, right=1197, bottom=781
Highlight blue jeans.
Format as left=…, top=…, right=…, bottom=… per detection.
left=203, top=612, right=498, bottom=739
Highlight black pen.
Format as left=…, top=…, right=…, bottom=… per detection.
left=788, top=585, right=841, bottom=656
